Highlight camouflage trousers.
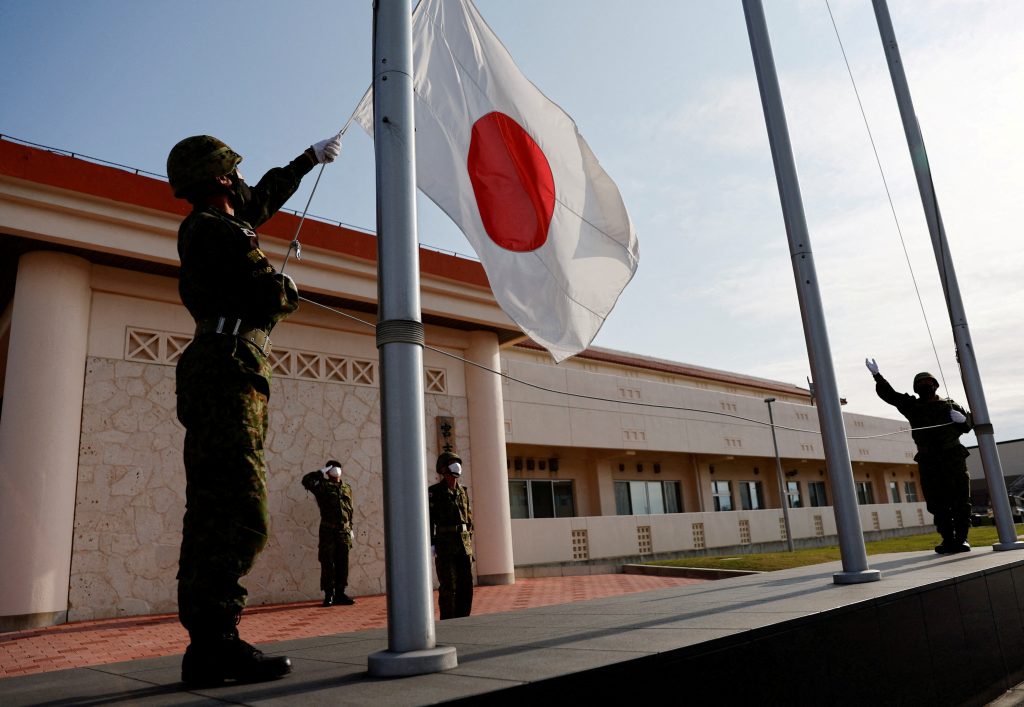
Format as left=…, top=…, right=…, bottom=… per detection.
left=318, top=526, right=351, bottom=594
left=917, top=450, right=972, bottom=542
left=176, top=361, right=270, bottom=637
left=435, top=553, right=473, bottom=620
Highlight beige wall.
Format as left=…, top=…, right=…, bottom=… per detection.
left=510, top=502, right=929, bottom=566
left=67, top=269, right=472, bottom=621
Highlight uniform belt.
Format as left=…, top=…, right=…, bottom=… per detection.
left=435, top=524, right=468, bottom=533
left=195, top=317, right=271, bottom=356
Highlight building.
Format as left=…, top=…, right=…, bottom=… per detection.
left=0, top=138, right=924, bottom=631
left=967, top=437, right=1024, bottom=516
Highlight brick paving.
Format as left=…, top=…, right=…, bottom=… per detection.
left=0, top=574, right=702, bottom=678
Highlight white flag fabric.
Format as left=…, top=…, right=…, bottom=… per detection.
left=352, top=0, right=639, bottom=362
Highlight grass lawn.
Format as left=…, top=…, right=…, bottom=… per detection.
left=645, top=524, right=1024, bottom=573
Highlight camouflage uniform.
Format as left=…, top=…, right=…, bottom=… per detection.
left=873, top=373, right=973, bottom=546
left=428, top=478, right=474, bottom=619
left=301, top=470, right=354, bottom=598
left=175, top=153, right=313, bottom=638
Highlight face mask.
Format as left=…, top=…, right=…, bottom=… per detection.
left=447, top=462, right=462, bottom=477
left=227, top=172, right=252, bottom=211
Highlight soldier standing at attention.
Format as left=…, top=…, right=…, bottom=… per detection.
left=866, top=358, right=973, bottom=554
left=301, top=460, right=356, bottom=607
left=167, top=132, right=341, bottom=686
left=428, top=451, right=475, bottom=619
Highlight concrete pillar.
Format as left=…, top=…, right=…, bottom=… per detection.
left=464, top=331, right=514, bottom=585
left=0, top=252, right=92, bottom=630
left=595, top=460, right=617, bottom=515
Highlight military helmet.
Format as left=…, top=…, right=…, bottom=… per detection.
left=436, top=451, right=462, bottom=475
left=913, top=372, right=939, bottom=389
left=166, top=135, right=242, bottom=198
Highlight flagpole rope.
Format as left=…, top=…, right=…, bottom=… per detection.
left=280, top=116, right=356, bottom=276
left=296, top=294, right=949, bottom=440
left=824, top=0, right=949, bottom=393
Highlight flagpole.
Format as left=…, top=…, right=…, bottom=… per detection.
left=742, top=0, right=880, bottom=584
left=872, top=0, right=1023, bottom=551
left=367, top=0, right=458, bottom=676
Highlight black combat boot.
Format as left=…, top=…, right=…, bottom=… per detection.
left=182, top=629, right=292, bottom=686
left=322, top=592, right=334, bottom=607
left=950, top=520, right=972, bottom=553
left=334, top=590, right=355, bottom=606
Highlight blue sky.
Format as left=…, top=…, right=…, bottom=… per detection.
left=2, top=0, right=1022, bottom=441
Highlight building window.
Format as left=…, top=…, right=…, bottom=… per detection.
left=889, top=481, right=901, bottom=503
left=855, top=481, right=875, bottom=505
left=738, top=481, right=764, bottom=511
left=808, top=481, right=828, bottom=508
left=615, top=481, right=681, bottom=515
left=711, top=480, right=733, bottom=512
left=508, top=480, right=575, bottom=519
left=904, top=481, right=919, bottom=503
left=786, top=480, right=802, bottom=508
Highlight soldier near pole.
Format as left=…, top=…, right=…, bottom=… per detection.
left=301, top=460, right=356, bottom=607
left=167, top=132, right=341, bottom=686
left=866, top=359, right=973, bottom=553
left=428, top=451, right=475, bottom=619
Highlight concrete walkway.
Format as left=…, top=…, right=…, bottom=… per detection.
left=0, top=574, right=700, bottom=678
left=3, top=555, right=1024, bottom=706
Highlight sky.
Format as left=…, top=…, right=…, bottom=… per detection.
left=1, top=0, right=1022, bottom=443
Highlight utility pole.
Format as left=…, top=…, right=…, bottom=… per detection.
left=765, top=398, right=795, bottom=552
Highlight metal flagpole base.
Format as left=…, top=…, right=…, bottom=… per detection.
left=833, top=569, right=882, bottom=585
left=368, top=646, right=458, bottom=677
left=992, top=541, right=1024, bottom=552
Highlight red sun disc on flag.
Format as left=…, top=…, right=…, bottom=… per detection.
left=467, top=111, right=555, bottom=252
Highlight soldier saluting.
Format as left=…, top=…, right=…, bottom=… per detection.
left=167, top=132, right=340, bottom=686
left=302, top=460, right=356, bottom=607
left=866, top=358, right=973, bottom=554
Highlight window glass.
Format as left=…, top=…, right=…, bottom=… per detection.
left=663, top=481, right=681, bottom=513
left=614, top=481, right=632, bottom=515
left=629, top=481, right=650, bottom=514
left=531, top=480, right=555, bottom=518
left=712, top=480, right=732, bottom=512
left=786, top=480, right=801, bottom=508
left=808, top=481, right=828, bottom=507
left=646, top=481, right=665, bottom=514
left=889, top=481, right=900, bottom=503
left=553, top=481, right=575, bottom=518
left=903, top=481, right=919, bottom=503
left=508, top=480, right=529, bottom=519
left=855, top=481, right=875, bottom=505
left=739, top=481, right=763, bottom=510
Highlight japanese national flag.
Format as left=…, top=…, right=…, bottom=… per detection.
left=352, top=0, right=639, bottom=362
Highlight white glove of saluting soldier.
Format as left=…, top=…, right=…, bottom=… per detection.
left=864, top=358, right=880, bottom=376
left=950, top=409, right=967, bottom=424
left=311, top=133, right=343, bottom=164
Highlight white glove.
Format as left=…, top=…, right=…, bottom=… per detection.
left=311, top=133, right=342, bottom=164
left=950, top=409, right=967, bottom=424
left=349, top=530, right=355, bottom=541
left=865, top=358, right=880, bottom=376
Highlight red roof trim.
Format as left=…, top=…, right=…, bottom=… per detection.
left=0, top=139, right=490, bottom=287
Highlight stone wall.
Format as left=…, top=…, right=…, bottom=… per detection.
left=70, top=356, right=468, bottom=621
